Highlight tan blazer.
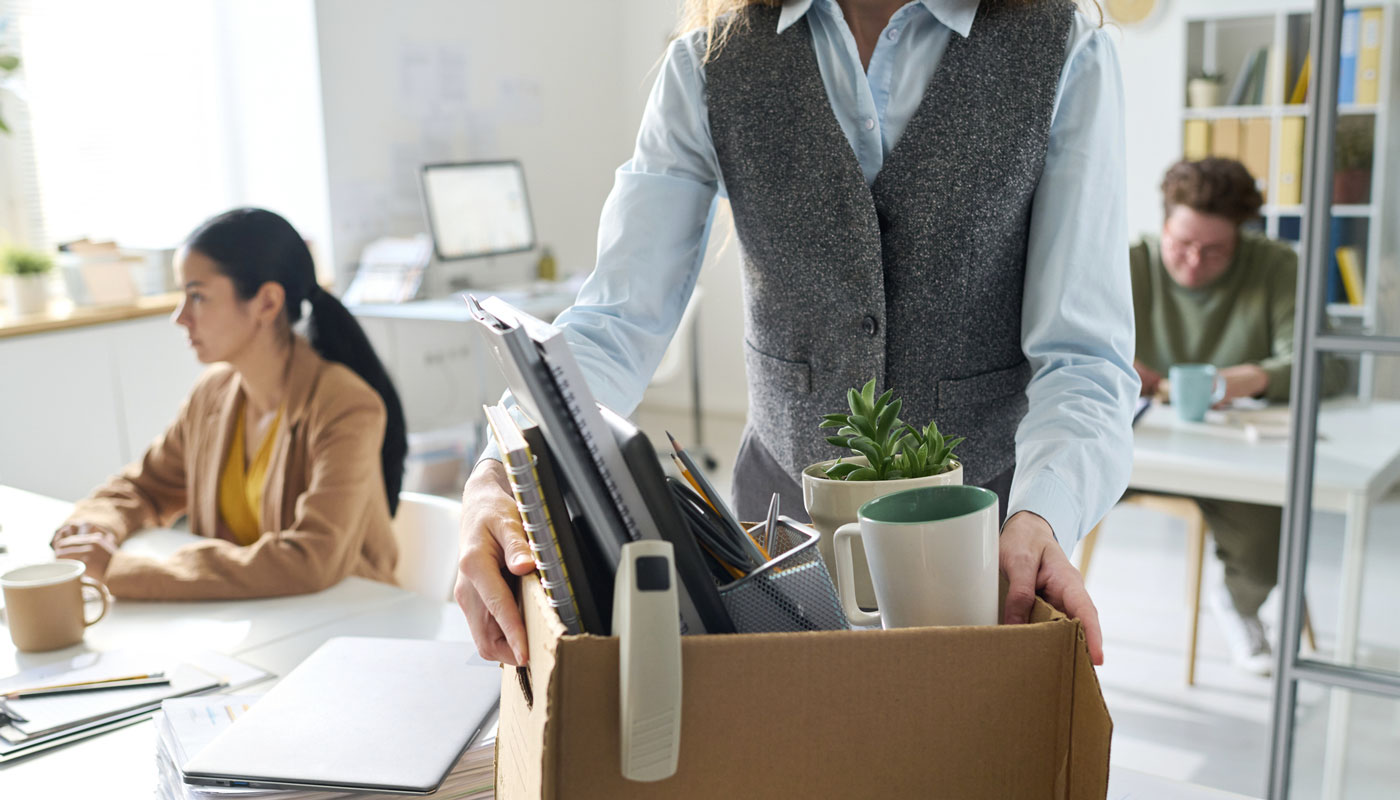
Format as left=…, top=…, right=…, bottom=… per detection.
left=66, top=338, right=398, bottom=600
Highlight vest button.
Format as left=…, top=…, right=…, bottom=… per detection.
left=862, top=316, right=879, bottom=336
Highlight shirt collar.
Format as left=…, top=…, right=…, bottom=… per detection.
left=776, top=0, right=979, bottom=39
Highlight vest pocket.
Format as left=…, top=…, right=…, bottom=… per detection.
left=743, top=340, right=812, bottom=394
left=936, top=361, right=1031, bottom=408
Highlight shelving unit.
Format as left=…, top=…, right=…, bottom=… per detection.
left=1182, top=4, right=1399, bottom=397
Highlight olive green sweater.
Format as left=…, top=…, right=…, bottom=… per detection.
left=1130, top=232, right=1342, bottom=403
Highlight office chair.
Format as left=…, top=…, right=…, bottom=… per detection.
left=1079, top=494, right=1315, bottom=686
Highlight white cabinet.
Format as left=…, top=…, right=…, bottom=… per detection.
left=0, top=317, right=202, bottom=502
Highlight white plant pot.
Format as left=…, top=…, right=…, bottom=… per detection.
left=1187, top=79, right=1222, bottom=109
left=801, top=456, right=963, bottom=612
left=3, top=274, right=51, bottom=316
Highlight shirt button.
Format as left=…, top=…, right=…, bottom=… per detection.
left=863, top=117, right=876, bottom=131
left=862, top=316, right=879, bottom=336
left=886, top=27, right=900, bottom=41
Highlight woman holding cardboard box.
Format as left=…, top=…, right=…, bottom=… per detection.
left=458, top=0, right=1136, bottom=665
left=51, top=208, right=408, bottom=600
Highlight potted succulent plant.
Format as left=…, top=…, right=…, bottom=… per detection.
left=1333, top=116, right=1373, bottom=205
left=800, top=379, right=964, bottom=610
left=2, top=247, right=55, bottom=316
left=1186, top=71, right=1224, bottom=108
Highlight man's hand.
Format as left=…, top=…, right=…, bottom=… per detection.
left=1000, top=511, right=1104, bottom=665
left=454, top=459, right=537, bottom=667
left=51, top=523, right=118, bottom=579
left=1218, top=364, right=1269, bottom=404
left=1133, top=360, right=1162, bottom=399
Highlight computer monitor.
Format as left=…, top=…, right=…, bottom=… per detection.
left=419, top=160, right=536, bottom=261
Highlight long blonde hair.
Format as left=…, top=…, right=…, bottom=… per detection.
left=676, top=0, right=1104, bottom=63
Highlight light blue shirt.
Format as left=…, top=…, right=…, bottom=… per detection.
left=499, top=0, right=1138, bottom=547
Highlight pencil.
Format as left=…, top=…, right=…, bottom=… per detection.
left=4, top=672, right=169, bottom=699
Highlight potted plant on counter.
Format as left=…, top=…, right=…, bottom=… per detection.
left=2, top=247, right=55, bottom=317
left=801, top=379, right=964, bottom=610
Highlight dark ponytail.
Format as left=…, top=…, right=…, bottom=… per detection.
left=185, top=208, right=408, bottom=516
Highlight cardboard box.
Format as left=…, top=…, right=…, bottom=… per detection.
left=497, top=574, right=1111, bottom=799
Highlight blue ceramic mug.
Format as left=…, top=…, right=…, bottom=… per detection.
left=1169, top=363, right=1226, bottom=422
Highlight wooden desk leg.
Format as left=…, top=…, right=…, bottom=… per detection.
left=1185, top=513, right=1206, bottom=687
left=1078, top=522, right=1103, bottom=580
left=1320, top=492, right=1371, bottom=800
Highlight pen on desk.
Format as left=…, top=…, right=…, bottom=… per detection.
left=3, top=673, right=170, bottom=699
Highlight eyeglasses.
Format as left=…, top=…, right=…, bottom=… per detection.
left=1162, top=230, right=1233, bottom=263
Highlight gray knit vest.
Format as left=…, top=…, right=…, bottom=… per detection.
left=706, top=1, right=1073, bottom=486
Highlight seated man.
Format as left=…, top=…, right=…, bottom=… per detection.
left=1131, top=157, right=1345, bottom=674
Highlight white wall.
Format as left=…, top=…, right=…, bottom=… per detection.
left=212, top=0, right=334, bottom=282
left=313, top=0, right=636, bottom=293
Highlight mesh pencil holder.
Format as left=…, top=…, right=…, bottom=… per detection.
left=717, top=516, right=850, bottom=634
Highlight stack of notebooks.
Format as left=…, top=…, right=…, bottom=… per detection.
left=0, top=649, right=271, bottom=763
left=155, top=696, right=496, bottom=800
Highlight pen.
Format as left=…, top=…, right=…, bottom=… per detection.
left=669, top=453, right=711, bottom=508
left=3, top=673, right=170, bottom=699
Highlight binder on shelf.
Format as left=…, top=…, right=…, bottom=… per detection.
left=1288, top=54, right=1311, bottom=105
left=484, top=402, right=585, bottom=635
left=1241, top=118, right=1272, bottom=198
left=1212, top=117, right=1242, bottom=160
left=1276, top=116, right=1305, bottom=207
left=1340, top=9, right=1361, bottom=105
left=1183, top=119, right=1211, bottom=161
left=1357, top=8, right=1383, bottom=105
left=1226, top=47, right=1266, bottom=106
left=1259, top=45, right=1281, bottom=105
left=1336, top=246, right=1365, bottom=305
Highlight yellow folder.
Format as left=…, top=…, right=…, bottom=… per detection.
left=1336, top=246, right=1364, bottom=305
left=1183, top=119, right=1211, bottom=161
left=1212, top=118, right=1242, bottom=160
left=1357, top=9, right=1383, bottom=104
left=1240, top=118, right=1272, bottom=200
left=1276, top=117, right=1305, bottom=206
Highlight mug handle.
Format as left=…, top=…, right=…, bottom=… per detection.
left=1211, top=374, right=1228, bottom=405
left=833, top=523, right=881, bottom=627
left=80, top=575, right=110, bottom=627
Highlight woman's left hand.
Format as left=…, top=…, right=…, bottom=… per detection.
left=1000, top=511, right=1104, bottom=665
left=52, top=528, right=119, bottom=579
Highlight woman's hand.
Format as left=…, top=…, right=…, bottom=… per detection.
left=454, top=459, right=537, bottom=666
left=1000, top=511, right=1104, bottom=665
left=51, top=523, right=119, bottom=579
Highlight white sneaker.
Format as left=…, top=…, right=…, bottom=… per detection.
left=1208, top=582, right=1273, bottom=676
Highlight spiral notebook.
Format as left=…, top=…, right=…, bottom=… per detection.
left=466, top=295, right=732, bottom=635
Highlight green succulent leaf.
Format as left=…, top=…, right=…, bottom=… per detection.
left=825, top=435, right=850, bottom=448
left=848, top=414, right=875, bottom=439
left=825, top=461, right=862, bottom=479
left=847, top=467, right=880, bottom=481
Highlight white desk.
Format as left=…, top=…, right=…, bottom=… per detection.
left=0, top=486, right=1278, bottom=800
left=1130, top=400, right=1400, bottom=799
left=0, top=486, right=474, bottom=798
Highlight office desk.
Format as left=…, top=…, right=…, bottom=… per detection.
left=1130, top=400, right=1400, bottom=798
left=0, top=486, right=474, bottom=798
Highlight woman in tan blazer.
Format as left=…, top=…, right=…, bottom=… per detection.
left=51, top=208, right=408, bottom=600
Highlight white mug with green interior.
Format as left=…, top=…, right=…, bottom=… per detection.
left=833, top=484, right=999, bottom=629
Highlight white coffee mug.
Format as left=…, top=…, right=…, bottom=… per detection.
left=833, top=485, right=999, bottom=629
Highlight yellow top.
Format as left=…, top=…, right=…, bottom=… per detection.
left=218, top=403, right=283, bottom=546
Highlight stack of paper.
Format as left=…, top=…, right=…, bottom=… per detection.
left=154, top=695, right=497, bottom=800
left=0, top=650, right=270, bottom=763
